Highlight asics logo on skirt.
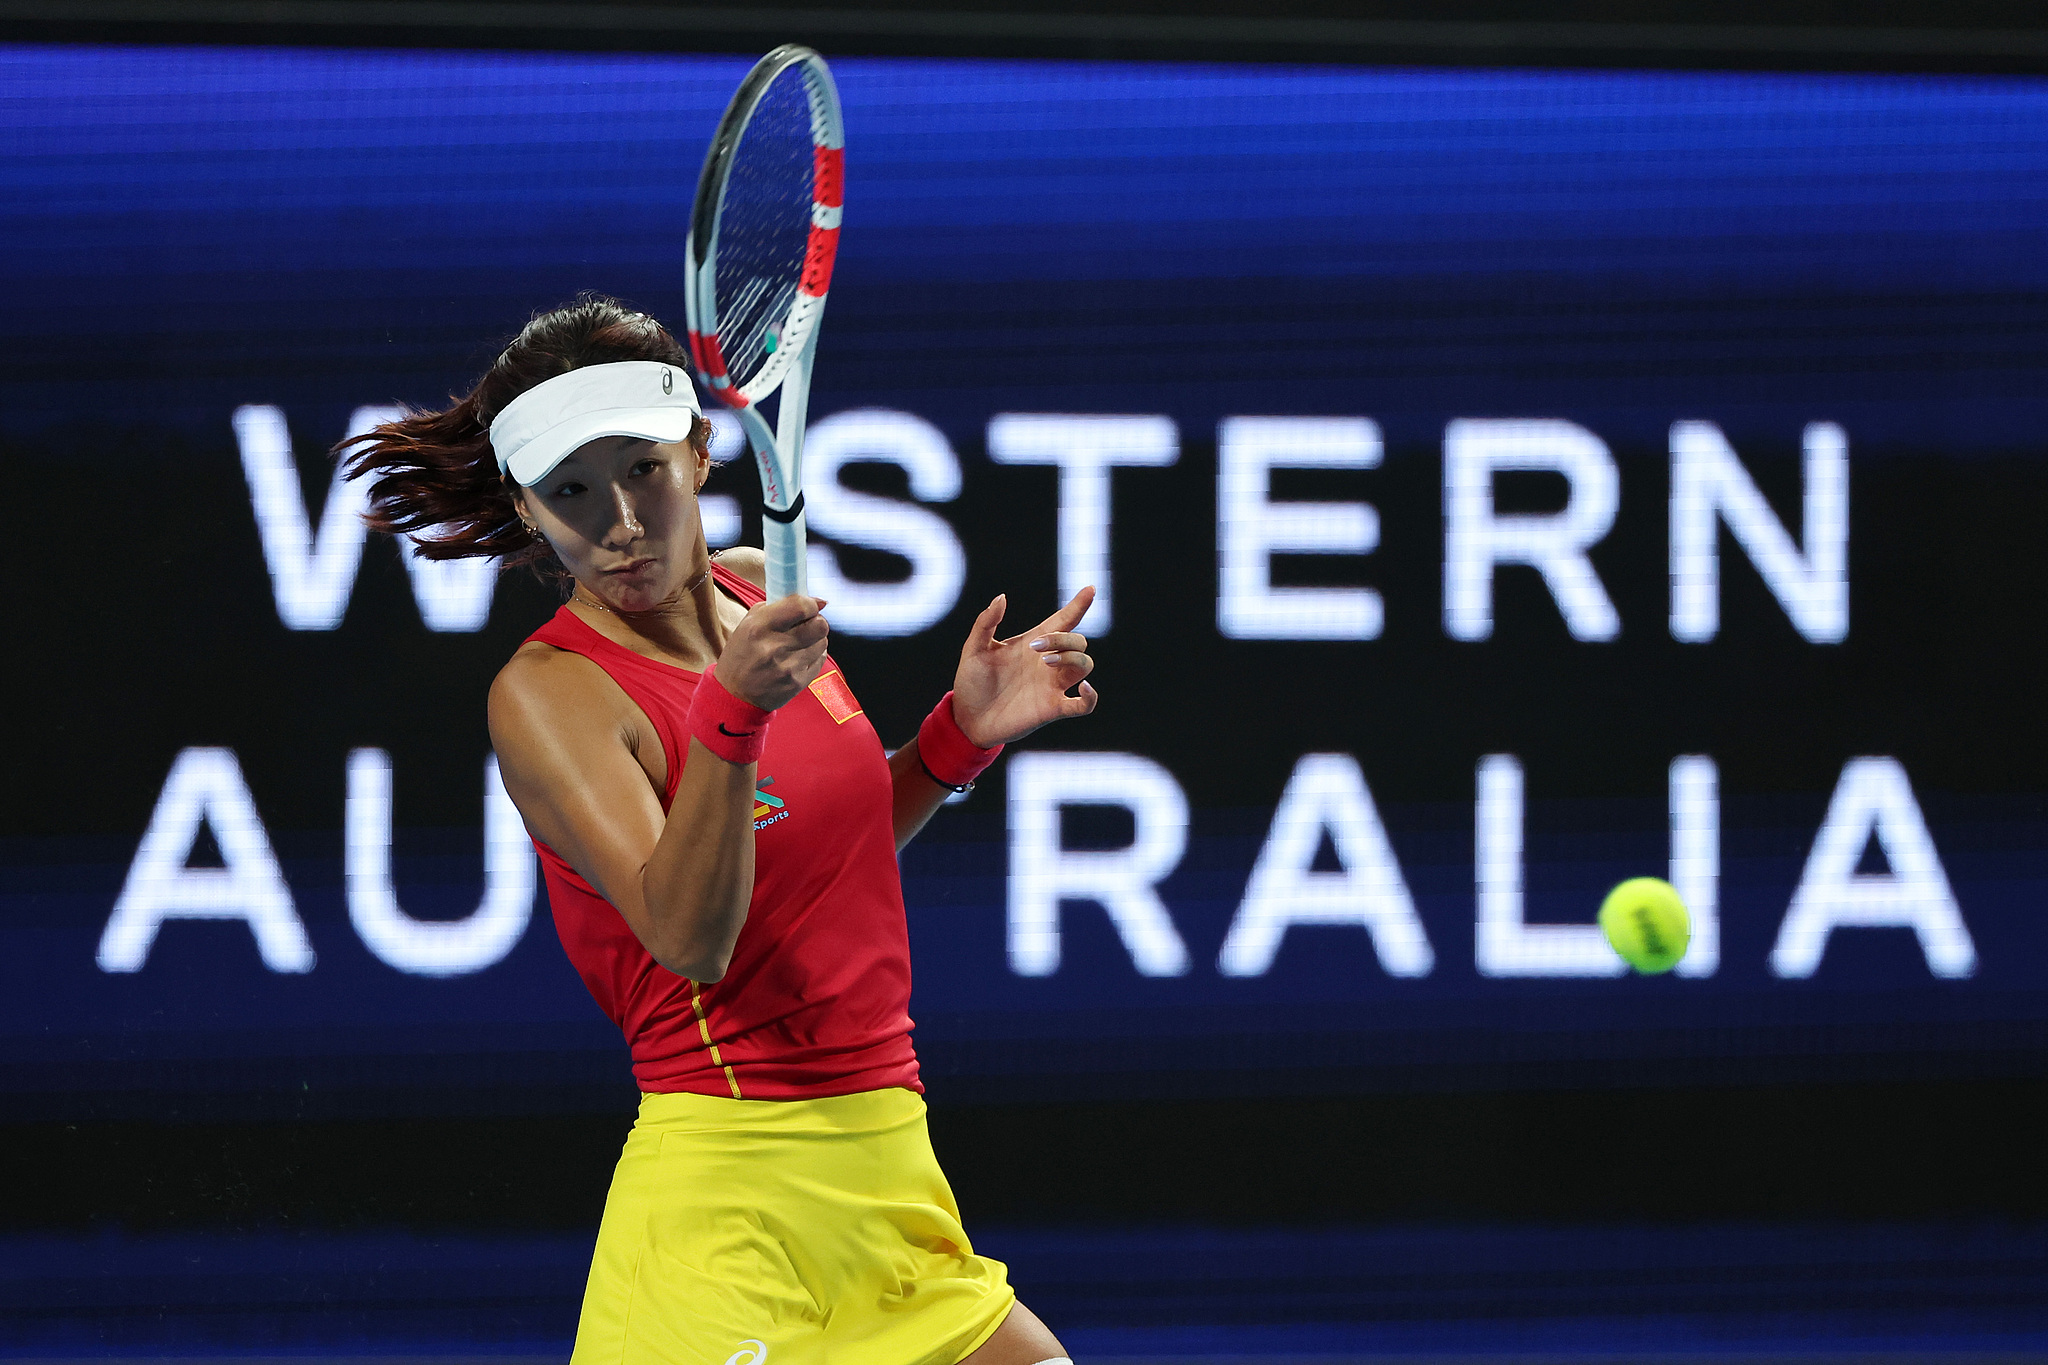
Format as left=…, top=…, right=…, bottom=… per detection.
left=724, top=1342, right=768, bottom=1365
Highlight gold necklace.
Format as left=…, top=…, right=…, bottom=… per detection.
left=574, top=563, right=712, bottom=615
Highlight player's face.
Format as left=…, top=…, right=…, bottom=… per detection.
left=519, top=434, right=714, bottom=611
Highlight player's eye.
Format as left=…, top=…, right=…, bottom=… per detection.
left=631, top=458, right=661, bottom=477
left=549, top=481, right=585, bottom=499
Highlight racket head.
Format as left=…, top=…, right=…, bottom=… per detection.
left=684, top=46, right=843, bottom=420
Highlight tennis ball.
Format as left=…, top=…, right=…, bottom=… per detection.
left=1599, top=877, right=1691, bottom=975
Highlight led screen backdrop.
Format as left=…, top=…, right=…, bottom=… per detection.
left=4, top=44, right=2045, bottom=1121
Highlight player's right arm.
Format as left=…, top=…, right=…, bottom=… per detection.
left=489, top=647, right=758, bottom=981
left=486, top=595, right=831, bottom=981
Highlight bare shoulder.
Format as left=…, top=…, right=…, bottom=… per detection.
left=489, top=641, right=626, bottom=743
left=713, top=546, right=767, bottom=590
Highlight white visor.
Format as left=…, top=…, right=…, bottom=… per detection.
left=489, top=360, right=702, bottom=486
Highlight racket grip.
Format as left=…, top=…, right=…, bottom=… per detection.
left=763, top=505, right=809, bottom=601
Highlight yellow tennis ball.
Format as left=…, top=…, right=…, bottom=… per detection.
left=1599, top=877, right=1691, bottom=975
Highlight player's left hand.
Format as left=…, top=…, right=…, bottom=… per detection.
left=950, top=587, right=1100, bottom=748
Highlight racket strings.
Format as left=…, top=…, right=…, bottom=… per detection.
left=713, top=67, right=815, bottom=393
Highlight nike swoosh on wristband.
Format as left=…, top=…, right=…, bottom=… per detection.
left=718, top=723, right=758, bottom=738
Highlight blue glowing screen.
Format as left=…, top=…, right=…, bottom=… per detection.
left=4, top=45, right=2045, bottom=1117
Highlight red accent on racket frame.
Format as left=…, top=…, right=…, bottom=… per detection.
left=692, top=331, right=745, bottom=404
left=800, top=224, right=840, bottom=298
left=812, top=146, right=845, bottom=209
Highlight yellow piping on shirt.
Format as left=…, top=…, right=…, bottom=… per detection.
left=689, top=981, right=743, bottom=1099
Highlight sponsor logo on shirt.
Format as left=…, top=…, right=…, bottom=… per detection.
left=724, top=1342, right=767, bottom=1365
left=753, top=776, right=789, bottom=830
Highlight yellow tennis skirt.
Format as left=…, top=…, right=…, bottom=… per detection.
left=571, top=1086, right=1016, bottom=1365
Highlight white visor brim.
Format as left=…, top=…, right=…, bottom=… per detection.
left=502, top=407, right=698, bottom=486
left=489, top=361, right=702, bottom=486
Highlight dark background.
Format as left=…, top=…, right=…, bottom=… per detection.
left=4, top=3, right=2047, bottom=1355
left=15, top=0, right=2048, bottom=72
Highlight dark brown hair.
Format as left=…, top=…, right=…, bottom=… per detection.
left=342, top=293, right=707, bottom=572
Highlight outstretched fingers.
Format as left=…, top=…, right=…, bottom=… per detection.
left=1013, top=585, right=1094, bottom=642
left=963, top=594, right=1007, bottom=658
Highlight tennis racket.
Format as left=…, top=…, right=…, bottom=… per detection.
left=684, top=45, right=844, bottom=602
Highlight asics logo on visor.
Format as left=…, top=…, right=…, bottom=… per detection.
left=662, top=368, right=673, bottom=394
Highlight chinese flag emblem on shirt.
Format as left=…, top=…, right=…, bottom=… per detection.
left=809, top=669, right=863, bottom=724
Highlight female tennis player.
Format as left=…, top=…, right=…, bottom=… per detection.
left=350, top=296, right=1093, bottom=1365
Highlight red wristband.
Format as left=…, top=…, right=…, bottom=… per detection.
left=688, top=665, right=773, bottom=766
left=917, top=691, right=1003, bottom=789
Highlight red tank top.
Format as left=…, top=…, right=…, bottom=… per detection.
left=524, top=563, right=920, bottom=1099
